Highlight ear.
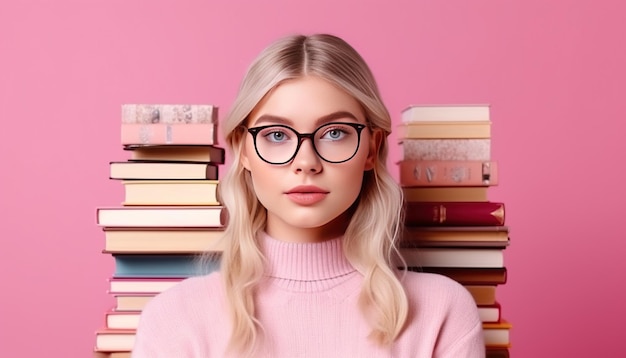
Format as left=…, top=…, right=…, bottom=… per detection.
left=240, top=139, right=252, bottom=171
left=364, top=128, right=383, bottom=171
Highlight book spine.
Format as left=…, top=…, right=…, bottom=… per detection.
left=400, top=139, right=491, bottom=161
left=401, top=105, right=490, bottom=122
left=121, top=123, right=217, bottom=145
left=397, top=122, right=491, bottom=139
left=122, top=104, right=218, bottom=124
left=399, top=160, right=498, bottom=186
left=404, top=202, right=505, bottom=226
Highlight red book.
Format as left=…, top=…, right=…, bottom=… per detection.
left=404, top=201, right=505, bottom=226
left=398, top=160, right=498, bottom=186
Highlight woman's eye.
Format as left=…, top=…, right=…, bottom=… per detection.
left=321, top=127, right=347, bottom=140
left=263, top=130, right=290, bottom=142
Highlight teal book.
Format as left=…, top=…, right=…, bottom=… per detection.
left=113, top=254, right=220, bottom=278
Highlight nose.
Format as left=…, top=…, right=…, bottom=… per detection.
left=292, top=137, right=322, bottom=173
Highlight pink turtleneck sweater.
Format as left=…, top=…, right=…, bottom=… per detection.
left=132, top=234, right=485, bottom=357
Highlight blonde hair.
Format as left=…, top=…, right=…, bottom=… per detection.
left=216, top=33, right=408, bottom=355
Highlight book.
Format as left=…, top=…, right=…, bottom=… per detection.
left=483, top=320, right=512, bottom=347
left=486, top=347, right=510, bottom=358
left=397, top=121, right=491, bottom=139
left=108, top=277, right=183, bottom=294
left=400, top=247, right=505, bottom=268
left=478, top=302, right=502, bottom=323
left=398, top=160, right=498, bottom=186
left=408, top=267, right=507, bottom=285
left=124, top=145, right=225, bottom=163
left=114, top=293, right=155, bottom=311
left=105, top=310, right=141, bottom=330
left=93, top=352, right=131, bottom=358
left=401, top=104, right=490, bottom=123
left=103, top=227, right=226, bottom=253
left=94, top=329, right=135, bottom=352
left=404, top=201, right=505, bottom=226
left=401, top=226, right=510, bottom=248
left=113, top=254, right=219, bottom=278
left=96, top=206, right=226, bottom=228
left=402, top=186, right=489, bottom=202
left=121, top=123, right=218, bottom=146
left=94, top=352, right=131, bottom=358
left=122, top=104, right=218, bottom=124
left=121, top=180, right=220, bottom=206
left=110, top=161, right=219, bottom=180
left=465, top=285, right=497, bottom=305
left=400, top=138, right=491, bottom=161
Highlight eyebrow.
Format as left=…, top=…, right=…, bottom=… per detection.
left=252, top=111, right=360, bottom=126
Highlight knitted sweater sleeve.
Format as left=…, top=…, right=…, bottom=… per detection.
left=434, top=276, right=486, bottom=358
left=131, top=289, right=192, bottom=357
left=131, top=277, right=212, bottom=357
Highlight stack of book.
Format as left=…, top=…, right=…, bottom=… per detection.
left=396, top=104, right=512, bottom=358
left=92, top=104, right=227, bottom=358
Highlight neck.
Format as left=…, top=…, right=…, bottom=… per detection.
left=265, top=211, right=351, bottom=243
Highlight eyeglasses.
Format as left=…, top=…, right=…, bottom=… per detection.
left=246, top=122, right=367, bottom=165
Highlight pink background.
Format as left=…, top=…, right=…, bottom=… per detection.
left=1, top=0, right=624, bottom=356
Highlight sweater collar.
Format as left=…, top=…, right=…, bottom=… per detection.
left=259, top=232, right=357, bottom=291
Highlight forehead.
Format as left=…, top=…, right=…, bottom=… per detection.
left=248, top=76, right=365, bottom=128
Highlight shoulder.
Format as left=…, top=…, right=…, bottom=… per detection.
left=400, top=270, right=478, bottom=316
left=140, top=273, right=223, bottom=322
left=398, top=271, right=485, bottom=355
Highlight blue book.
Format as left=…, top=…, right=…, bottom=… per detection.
left=113, top=254, right=220, bottom=278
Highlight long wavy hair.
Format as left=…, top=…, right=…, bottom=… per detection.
left=215, top=33, right=408, bottom=355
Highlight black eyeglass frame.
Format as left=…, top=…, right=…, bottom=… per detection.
left=246, top=122, right=367, bottom=165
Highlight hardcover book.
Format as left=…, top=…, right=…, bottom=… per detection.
left=96, top=206, right=226, bottom=228
left=105, top=310, right=141, bottom=330
left=124, top=145, right=225, bottom=163
left=401, top=226, right=510, bottom=248
left=408, top=267, right=508, bottom=285
left=397, top=121, right=491, bottom=139
left=122, top=104, right=218, bottom=124
left=402, top=187, right=489, bottom=202
left=400, top=247, right=505, bottom=268
left=103, top=227, right=226, bottom=253
left=108, top=277, right=183, bottom=294
left=110, top=161, right=219, bottom=180
left=401, top=104, right=490, bottom=123
left=464, top=285, right=497, bottom=305
left=113, top=254, right=219, bottom=278
left=400, top=138, right=491, bottom=161
left=483, top=320, right=513, bottom=347
left=398, top=160, right=498, bottom=186
left=94, top=329, right=135, bottom=352
left=93, top=352, right=131, bottom=358
left=113, top=293, right=155, bottom=311
left=121, top=123, right=217, bottom=146
left=478, top=302, right=502, bottom=323
left=486, top=347, right=510, bottom=358
left=121, top=180, right=220, bottom=206
left=404, top=201, right=505, bottom=226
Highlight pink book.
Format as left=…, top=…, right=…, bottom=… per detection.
left=398, top=160, right=498, bottom=186
left=121, top=123, right=217, bottom=145
left=108, top=277, right=183, bottom=294
left=122, top=104, right=218, bottom=124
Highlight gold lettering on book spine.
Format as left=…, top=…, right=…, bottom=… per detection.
left=490, top=206, right=505, bottom=225
left=432, top=205, right=446, bottom=223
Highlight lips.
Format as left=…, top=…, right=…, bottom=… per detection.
left=285, top=185, right=329, bottom=205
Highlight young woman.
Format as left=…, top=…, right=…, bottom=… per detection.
left=132, top=33, right=485, bottom=357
